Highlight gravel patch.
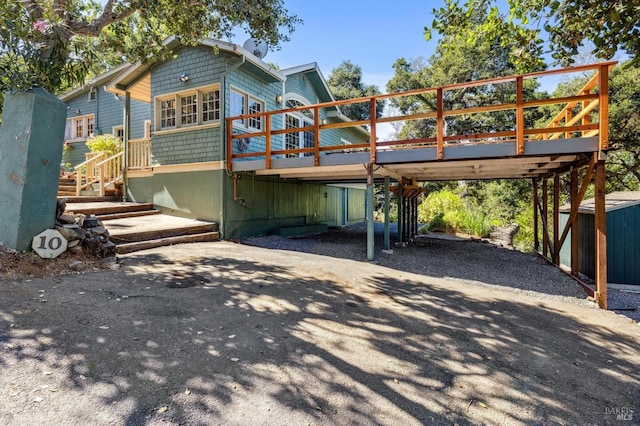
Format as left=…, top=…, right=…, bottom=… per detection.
left=242, top=222, right=640, bottom=323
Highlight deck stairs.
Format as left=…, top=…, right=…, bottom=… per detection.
left=62, top=198, right=219, bottom=254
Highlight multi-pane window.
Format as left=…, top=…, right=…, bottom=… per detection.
left=202, top=91, right=220, bottom=122
left=156, top=85, right=220, bottom=131
left=86, top=116, right=94, bottom=136
left=65, top=114, right=96, bottom=140
left=230, top=88, right=264, bottom=130
left=248, top=98, right=263, bottom=130
left=160, top=99, right=176, bottom=129
left=285, top=113, right=314, bottom=157
left=180, top=94, right=198, bottom=126
left=113, top=126, right=124, bottom=141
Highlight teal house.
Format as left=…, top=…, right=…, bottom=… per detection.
left=60, top=37, right=368, bottom=238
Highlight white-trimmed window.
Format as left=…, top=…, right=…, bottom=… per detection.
left=65, top=114, right=95, bottom=140
left=113, top=126, right=124, bottom=141
left=284, top=98, right=314, bottom=157
left=230, top=87, right=264, bottom=131
left=88, top=88, right=97, bottom=102
left=155, top=85, right=221, bottom=131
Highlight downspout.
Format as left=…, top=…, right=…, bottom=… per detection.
left=219, top=54, right=245, bottom=238
left=122, top=91, right=130, bottom=202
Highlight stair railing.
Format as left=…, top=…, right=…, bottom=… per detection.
left=74, top=151, right=124, bottom=196
left=96, top=152, right=124, bottom=196
left=75, top=152, right=107, bottom=195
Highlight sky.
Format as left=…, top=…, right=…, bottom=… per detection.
left=232, top=1, right=438, bottom=93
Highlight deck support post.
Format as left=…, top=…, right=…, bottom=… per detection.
left=553, top=173, right=560, bottom=264
left=533, top=179, right=539, bottom=252
left=594, top=157, right=607, bottom=309
left=384, top=176, right=390, bottom=250
left=366, top=164, right=375, bottom=261
left=542, top=179, right=549, bottom=258
left=570, top=168, right=579, bottom=276
left=397, top=182, right=404, bottom=245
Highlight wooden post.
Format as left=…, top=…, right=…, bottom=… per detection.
left=570, top=168, right=579, bottom=276
left=397, top=183, right=403, bottom=245
left=542, top=179, right=549, bottom=258
left=226, top=118, right=233, bottom=172
left=516, top=76, right=525, bottom=155
left=594, top=158, right=607, bottom=309
left=598, top=65, right=609, bottom=151
left=314, top=106, right=320, bottom=166
left=369, top=98, right=377, bottom=163
left=436, top=88, right=444, bottom=160
left=384, top=176, right=390, bottom=250
left=533, top=179, right=539, bottom=252
left=553, top=173, right=560, bottom=264
left=366, top=164, right=375, bottom=261
left=265, top=112, right=272, bottom=169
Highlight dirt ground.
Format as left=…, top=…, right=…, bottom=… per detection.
left=0, top=232, right=639, bottom=425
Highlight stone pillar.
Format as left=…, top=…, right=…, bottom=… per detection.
left=0, top=88, right=67, bottom=251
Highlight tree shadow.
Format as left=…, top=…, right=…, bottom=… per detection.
left=1, top=246, right=638, bottom=425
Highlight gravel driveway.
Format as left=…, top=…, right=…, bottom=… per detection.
left=0, top=226, right=639, bottom=425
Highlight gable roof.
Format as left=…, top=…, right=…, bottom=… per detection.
left=106, top=37, right=286, bottom=102
left=280, top=62, right=334, bottom=103
left=59, top=62, right=131, bottom=102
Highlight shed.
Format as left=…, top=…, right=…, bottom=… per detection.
left=560, top=191, right=640, bottom=286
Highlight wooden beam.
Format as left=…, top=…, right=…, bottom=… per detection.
left=533, top=179, right=539, bottom=252
left=369, top=99, right=377, bottom=163
left=542, top=180, right=549, bottom=258
left=314, top=106, right=321, bottom=166
left=570, top=168, right=579, bottom=276
left=516, top=76, right=524, bottom=155
left=598, top=64, right=610, bottom=151
left=594, top=158, right=607, bottom=309
left=553, top=173, right=560, bottom=264
left=436, top=87, right=444, bottom=160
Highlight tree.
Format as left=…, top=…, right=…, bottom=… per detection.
left=387, top=0, right=547, bottom=140
left=607, top=63, right=640, bottom=190
left=0, top=0, right=300, bottom=95
left=327, top=60, right=384, bottom=122
left=427, top=0, right=640, bottom=70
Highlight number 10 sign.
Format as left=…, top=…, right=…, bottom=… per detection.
left=32, top=229, right=68, bottom=258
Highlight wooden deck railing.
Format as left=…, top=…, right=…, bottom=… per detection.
left=96, top=152, right=123, bottom=196
left=226, top=61, right=615, bottom=172
left=128, top=138, right=151, bottom=170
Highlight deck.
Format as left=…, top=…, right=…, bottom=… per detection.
left=227, top=62, right=614, bottom=183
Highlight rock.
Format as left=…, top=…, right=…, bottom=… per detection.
left=489, top=223, right=520, bottom=249
left=67, top=239, right=80, bottom=248
left=68, top=260, right=85, bottom=272
left=57, top=214, right=76, bottom=225
left=68, top=245, right=83, bottom=255
left=381, top=249, right=394, bottom=255
left=56, top=198, right=67, bottom=218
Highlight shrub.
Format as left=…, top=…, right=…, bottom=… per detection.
left=86, top=134, right=123, bottom=156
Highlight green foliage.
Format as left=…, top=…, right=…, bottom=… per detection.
left=0, top=0, right=300, bottom=97
left=86, top=134, right=123, bottom=156
left=388, top=1, right=547, bottom=141
left=418, top=190, right=462, bottom=224
left=327, top=61, right=385, bottom=122
left=426, top=0, right=640, bottom=69
left=417, top=189, right=492, bottom=237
